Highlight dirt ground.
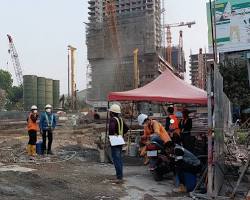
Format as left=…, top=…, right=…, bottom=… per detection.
left=0, top=123, right=192, bottom=200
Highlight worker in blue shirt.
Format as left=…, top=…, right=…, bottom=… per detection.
left=39, top=104, right=56, bottom=155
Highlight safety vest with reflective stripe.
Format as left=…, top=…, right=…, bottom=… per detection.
left=45, top=113, right=54, bottom=128
left=27, top=113, right=38, bottom=131
left=169, top=114, right=180, bottom=135
left=113, top=117, right=124, bottom=136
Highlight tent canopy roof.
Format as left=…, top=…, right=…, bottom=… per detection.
left=108, top=68, right=207, bottom=104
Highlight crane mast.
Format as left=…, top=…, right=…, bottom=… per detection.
left=105, top=0, right=124, bottom=91
left=7, top=34, right=23, bottom=85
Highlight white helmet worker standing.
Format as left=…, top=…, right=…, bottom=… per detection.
left=27, top=105, right=39, bottom=160
left=109, top=104, right=121, bottom=114
left=40, top=104, right=56, bottom=155
left=137, top=114, right=148, bottom=126
left=108, top=103, right=129, bottom=183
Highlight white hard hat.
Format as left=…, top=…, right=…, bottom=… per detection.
left=45, top=104, right=52, bottom=109
left=137, top=114, right=148, bottom=126
left=31, top=105, right=37, bottom=110
left=109, top=104, right=121, bottom=114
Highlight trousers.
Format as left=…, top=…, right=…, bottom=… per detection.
left=28, top=130, right=37, bottom=145
left=111, top=145, right=123, bottom=179
left=42, top=130, right=53, bottom=152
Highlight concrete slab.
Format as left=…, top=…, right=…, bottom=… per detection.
left=121, top=166, right=191, bottom=200
left=0, top=165, right=35, bottom=172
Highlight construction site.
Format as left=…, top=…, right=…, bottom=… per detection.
left=0, top=0, right=250, bottom=200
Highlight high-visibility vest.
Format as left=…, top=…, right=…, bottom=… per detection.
left=113, top=117, right=124, bottom=136
left=45, top=113, right=54, bottom=128
left=27, top=113, right=38, bottom=131
left=169, top=114, right=180, bottom=135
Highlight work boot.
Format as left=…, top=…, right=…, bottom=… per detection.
left=31, top=145, right=37, bottom=157
left=172, top=184, right=187, bottom=193
left=112, top=179, right=124, bottom=184
left=47, top=150, right=54, bottom=155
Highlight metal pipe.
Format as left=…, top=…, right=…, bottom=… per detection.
left=104, top=101, right=110, bottom=162
left=207, top=0, right=216, bottom=196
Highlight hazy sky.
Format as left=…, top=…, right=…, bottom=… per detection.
left=0, top=0, right=209, bottom=93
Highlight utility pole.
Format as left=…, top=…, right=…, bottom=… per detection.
left=67, top=45, right=77, bottom=110
left=67, top=48, right=70, bottom=98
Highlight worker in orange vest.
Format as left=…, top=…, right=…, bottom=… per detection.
left=138, top=114, right=171, bottom=164
left=27, top=105, right=39, bottom=160
left=165, top=106, right=181, bottom=144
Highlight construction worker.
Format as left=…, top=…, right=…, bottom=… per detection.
left=165, top=141, right=201, bottom=193
left=165, top=106, right=181, bottom=144
left=27, top=105, right=39, bottom=160
left=39, top=104, right=56, bottom=155
left=108, top=104, right=129, bottom=184
left=138, top=114, right=171, bottom=147
left=179, top=109, right=193, bottom=152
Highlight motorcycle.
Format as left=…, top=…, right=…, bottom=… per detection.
left=146, top=141, right=174, bottom=181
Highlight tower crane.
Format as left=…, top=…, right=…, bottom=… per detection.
left=105, top=0, right=121, bottom=62
left=7, top=34, right=23, bottom=85
left=165, top=21, right=195, bottom=65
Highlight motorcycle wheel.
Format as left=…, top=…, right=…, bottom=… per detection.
left=152, top=170, right=163, bottom=181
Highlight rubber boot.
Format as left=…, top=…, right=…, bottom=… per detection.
left=27, top=144, right=32, bottom=156
left=31, top=145, right=37, bottom=157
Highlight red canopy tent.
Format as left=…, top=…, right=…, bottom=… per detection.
left=108, top=67, right=207, bottom=104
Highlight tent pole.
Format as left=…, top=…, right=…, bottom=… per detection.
left=104, top=101, right=110, bottom=162
left=127, top=101, right=134, bottom=155
left=161, top=103, right=167, bottom=116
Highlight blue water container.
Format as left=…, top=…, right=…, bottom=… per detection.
left=184, top=172, right=197, bottom=192
left=175, top=172, right=197, bottom=192
left=36, top=141, right=43, bottom=155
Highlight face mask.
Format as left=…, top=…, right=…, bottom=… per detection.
left=46, top=109, right=51, bottom=113
left=33, top=110, right=38, bottom=114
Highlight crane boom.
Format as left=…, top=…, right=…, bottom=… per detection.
left=7, top=34, right=23, bottom=85
left=165, top=21, right=195, bottom=65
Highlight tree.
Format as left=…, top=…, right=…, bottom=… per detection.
left=0, top=89, right=6, bottom=110
left=6, top=85, right=23, bottom=110
left=219, top=62, right=250, bottom=109
left=0, top=69, right=13, bottom=92
left=0, top=69, right=23, bottom=110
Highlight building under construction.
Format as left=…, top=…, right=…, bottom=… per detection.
left=189, top=48, right=213, bottom=90
left=86, top=0, right=162, bottom=102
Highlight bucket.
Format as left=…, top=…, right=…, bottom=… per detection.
left=128, top=143, right=138, bottom=157
left=36, top=141, right=43, bottom=155
left=175, top=172, right=197, bottom=192
left=184, top=172, right=197, bottom=192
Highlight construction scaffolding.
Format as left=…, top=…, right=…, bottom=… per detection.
left=86, top=0, right=161, bottom=102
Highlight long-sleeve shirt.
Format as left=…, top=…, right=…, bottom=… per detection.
left=109, top=117, right=129, bottom=136
left=174, top=144, right=200, bottom=167
left=179, top=118, right=192, bottom=134
left=39, top=112, right=56, bottom=131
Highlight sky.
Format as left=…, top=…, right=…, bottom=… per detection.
left=0, top=0, right=210, bottom=94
